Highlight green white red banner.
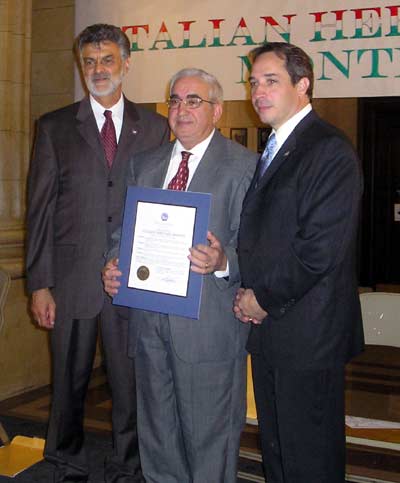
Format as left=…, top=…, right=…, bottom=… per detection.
left=76, top=0, right=399, bottom=101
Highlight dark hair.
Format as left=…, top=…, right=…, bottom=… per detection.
left=76, top=23, right=130, bottom=59
left=250, top=42, right=314, bottom=99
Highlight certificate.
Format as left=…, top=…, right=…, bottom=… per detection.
left=113, top=187, right=211, bottom=319
left=128, top=202, right=196, bottom=297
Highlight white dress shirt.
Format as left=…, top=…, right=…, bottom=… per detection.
left=162, top=129, right=215, bottom=189
left=163, top=129, right=229, bottom=278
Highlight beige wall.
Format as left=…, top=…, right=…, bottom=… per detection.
left=0, top=0, right=42, bottom=400
left=0, top=0, right=358, bottom=401
left=220, top=98, right=358, bottom=152
left=0, top=0, right=31, bottom=277
left=157, top=98, right=358, bottom=152
left=31, top=0, right=75, bottom=128
left=313, top=98, right=358, bottom=148
left=0, top=0, right=76, bottom=401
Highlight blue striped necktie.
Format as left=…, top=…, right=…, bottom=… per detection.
left=258, top=133, right=277, bottom=180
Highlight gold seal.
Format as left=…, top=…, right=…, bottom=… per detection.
left=137, top=265, right=150, bottom=281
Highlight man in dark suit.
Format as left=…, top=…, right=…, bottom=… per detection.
left=103, top=68, right=257, bottom=482
left=234, top=43, right=364, bottom=483
left=26, top=24, right=169, bottom=483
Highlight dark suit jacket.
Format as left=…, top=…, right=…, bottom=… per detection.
left=238, top=110, right=364, bottom=370
left=26, top=96, right=170, bottom=320
left=117, top=130, right=258, bottom=363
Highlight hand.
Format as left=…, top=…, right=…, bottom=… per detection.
left=233, top=288, right=267, bottom=324
left=102, top=258, right=122, bottom=297
left=189, top=231, right=227, bottom=275
left=31, top=288, right=56, bottom=329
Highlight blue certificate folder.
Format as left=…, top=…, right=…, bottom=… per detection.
left=113, top=187, right=211, bottom=319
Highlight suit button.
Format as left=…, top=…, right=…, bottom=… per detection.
left=108, top=181, right=113, bottom=187
left=107, top=216, right=112, bottom=222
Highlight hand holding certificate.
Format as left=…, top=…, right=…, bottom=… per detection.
left=113, top=187, right=211, bottom=319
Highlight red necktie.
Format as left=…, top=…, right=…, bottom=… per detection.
left=168, top=151, right=192, bottom=191
left=101, top=110, right=117, bottom=168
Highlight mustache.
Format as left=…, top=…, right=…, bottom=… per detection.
left=91, top=72, right=111, bottom=82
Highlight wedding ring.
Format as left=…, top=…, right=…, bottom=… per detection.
left=205, top=262, right=209, bottom=269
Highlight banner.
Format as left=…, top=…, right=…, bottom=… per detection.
left=75, top=0, right=399, bottom=101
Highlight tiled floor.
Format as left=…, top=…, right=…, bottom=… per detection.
left=0, top=345, right=399, bottom=482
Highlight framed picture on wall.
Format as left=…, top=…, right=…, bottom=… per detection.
left=230, top=128, right=247, bottom=147
left=257, top=127, right=272, bottom=153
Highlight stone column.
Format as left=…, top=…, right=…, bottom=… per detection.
left=0, top=0, right=32, bottom=278
left=0, top=0, right=53, bottom=403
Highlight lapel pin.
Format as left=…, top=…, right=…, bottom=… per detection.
left=132, top=129, right=138, bottom=135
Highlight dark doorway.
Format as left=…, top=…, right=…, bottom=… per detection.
left=358, top=97, right=400, bottom=286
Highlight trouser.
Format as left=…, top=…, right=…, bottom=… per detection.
left=135, top=315, right=247, bottom=483
left=45, top=302, right=142, bottom=482
left=252, top=353, right=346, bottom=483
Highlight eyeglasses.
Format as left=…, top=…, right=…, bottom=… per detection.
left=166, top=96, right=215, bottom=109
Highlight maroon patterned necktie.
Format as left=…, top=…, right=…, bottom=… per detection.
left=168, top=151, right=192, bottom=191
left=101, top=110, right=117, bottom=168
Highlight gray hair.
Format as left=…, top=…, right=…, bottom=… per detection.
left=169, top=68, right=224, bottom=103
left=76, top=23, right=131, bottom=60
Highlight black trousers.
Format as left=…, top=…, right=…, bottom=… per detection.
left=251, top=353, right=346, bottom=483
left=45, top=300, right=142, bottom=483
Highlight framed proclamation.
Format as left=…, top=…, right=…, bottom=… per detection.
left=113, top=186, right=211, bottom=319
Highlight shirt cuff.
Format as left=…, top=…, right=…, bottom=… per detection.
left=214, top=260, right=229, bottom=278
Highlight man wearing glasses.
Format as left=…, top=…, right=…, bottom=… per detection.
left=26, top=24, right=169, bottom=483
left=103, top=68, right=257, bottom=482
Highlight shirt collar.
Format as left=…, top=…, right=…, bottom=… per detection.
left=172, top=129, right=215, bottom=160
left=90, top=93, right=124, bottom=121
left=274, top=103, right=312, bottom=148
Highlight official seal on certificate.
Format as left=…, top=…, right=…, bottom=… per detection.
left=137, top=265, right=150, bottom=281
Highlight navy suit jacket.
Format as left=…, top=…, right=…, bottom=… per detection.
left=238, top=110, right=364, bottom=370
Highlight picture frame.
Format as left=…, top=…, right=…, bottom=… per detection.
left=230, top=128, right=247, bottom=147
left=257, top=127, right=272, bottom=153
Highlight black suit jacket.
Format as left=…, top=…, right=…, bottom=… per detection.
left=26, top=96, right=170, bottom=320
left=238, top=110, right=364, bottom=370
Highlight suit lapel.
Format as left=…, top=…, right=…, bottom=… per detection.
left=143, top=143, right=174, bottom=188
left=143, top=131, right=223, bottom=192
left=187, top=131, right=223, bottom=192
left=244, top=111, right=316, bottom=206
left=76, top=97, right=144, bottom=174
left=112, top=98, right=141, bottom=170
left=257, top=137, right=295, bottom=188
left=243, top=137, right=295, bottom=207
left=76, top=97, right=108, bottom=172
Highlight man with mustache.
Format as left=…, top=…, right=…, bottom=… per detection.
left=26, top=24, right=169, bottom=483
left=103, top=68, right=257, bottom=482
